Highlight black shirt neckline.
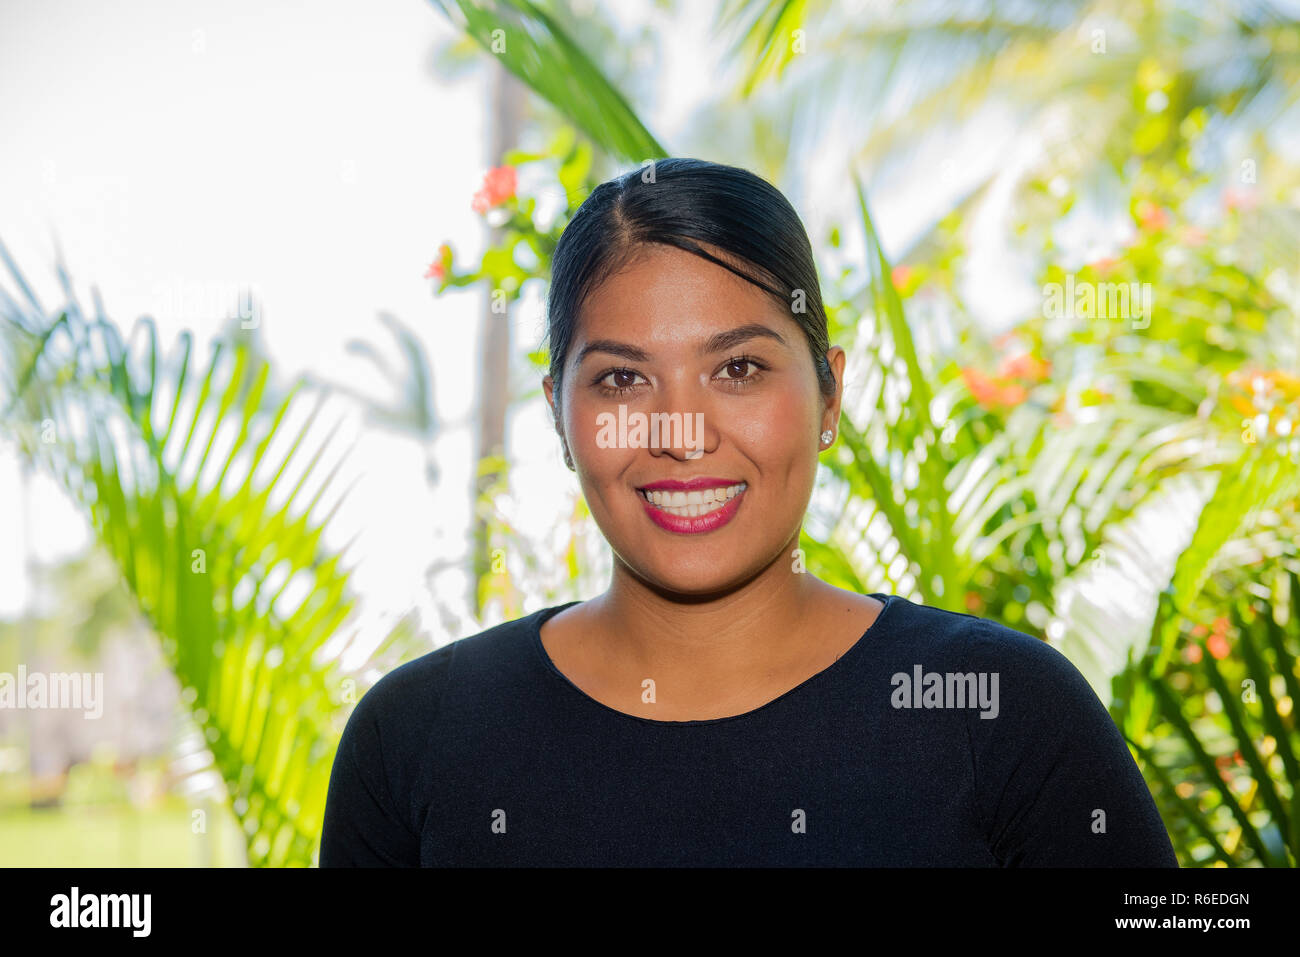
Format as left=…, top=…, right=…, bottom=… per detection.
left=528, top=592, right=899, bottom=728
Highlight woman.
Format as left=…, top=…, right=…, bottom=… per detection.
left=320, top=158, right=1177, bottom=867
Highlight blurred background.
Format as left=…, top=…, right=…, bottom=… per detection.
left=1, top=0, right=1298, bottom=867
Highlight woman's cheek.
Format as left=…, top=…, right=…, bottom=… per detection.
left=732, top=393, right=815, bottom=452
left=570, top=404, right=634, bottom=505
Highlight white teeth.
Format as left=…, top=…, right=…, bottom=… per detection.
left=641, top=482, right=747, bottom=517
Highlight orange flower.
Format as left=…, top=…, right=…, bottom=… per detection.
left=424, top=242, right=451, bottom=280
left=993, top=330, right=1020, bottom=351
left=1136, top=200, right=1169, bottom=232
left=997, top=352, right=1051, bottom=382
left=1221, top=367, right=1300, bottom=439
left=891, top=265, right=913, bottom=291
left=1263, top=369, right=1300, bottom=397
left=1229, top=394, right=1257, bottom=418
left=1223, top=187, right=1258, bottom=212
left=1207, top=632, right=1230, bottom=660
left=471, top=165, right=517, bottom=214
left=961, top=367, right=1028, bottom=409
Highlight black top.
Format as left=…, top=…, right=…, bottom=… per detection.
left=319, top=593, right=1178, bottom=867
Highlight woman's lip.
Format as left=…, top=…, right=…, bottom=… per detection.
left=638, top=485, right=745, bottom=534
left=637, top=476, right=742, bottom=492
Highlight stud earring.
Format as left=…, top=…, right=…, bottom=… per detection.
left=820, top=429, right=834, bottom=445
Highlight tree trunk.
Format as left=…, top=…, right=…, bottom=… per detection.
left=471, top=60, right=523, bottom=617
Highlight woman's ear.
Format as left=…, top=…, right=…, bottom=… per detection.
left=543, top=374, right=558, bottom=422
left=821, top=346, right=847, bottom=435
left=544, top=374, right=567, bottom=430
left=543, top=375, right=575, bottom=472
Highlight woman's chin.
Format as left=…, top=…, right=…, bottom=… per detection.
left=619, top=556, right=774, bottom=601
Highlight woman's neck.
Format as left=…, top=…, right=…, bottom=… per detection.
left=545, top=534, right=879, bottom=720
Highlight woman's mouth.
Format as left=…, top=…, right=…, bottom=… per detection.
left=636, top=481, right=747, bottom=533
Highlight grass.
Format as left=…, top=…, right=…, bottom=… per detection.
left=0, top=792, right=250, bottom=867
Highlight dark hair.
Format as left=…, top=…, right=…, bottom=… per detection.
left=544, top=158, right=835, bottom=409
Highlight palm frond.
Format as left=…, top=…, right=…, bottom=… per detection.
left=0, top=248, right=430, bottom=866
left=427, top=0, right=667, bottom=162
left=1116, top=570, right=1300, bottom=866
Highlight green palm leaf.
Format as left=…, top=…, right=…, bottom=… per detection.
left=427, top=0, right=667, bottom=162
left=1116, top=571, right=1300, bottom=866
left=815, top=175, right=1205, bottom=616
left=1, top=247, right=428, bottom=866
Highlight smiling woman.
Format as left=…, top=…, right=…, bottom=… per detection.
left=319, top=158, right=1178, bottom=867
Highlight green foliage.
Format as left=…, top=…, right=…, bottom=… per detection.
left=1116, top=572, right=1300, bottom=866
left=426, top=0, right=666, bottom=162
left=0, top=245, right=427, bottom=866
left=445, top=6, right=1300, bottom=865
left=2, top=0, right=1296, bottom=869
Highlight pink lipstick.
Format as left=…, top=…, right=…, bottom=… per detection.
left=636, top=478, right=747, bottom=534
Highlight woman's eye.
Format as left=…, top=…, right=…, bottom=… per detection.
left=599, top=368, right=644, bottom=391
left=718, top=359, right=758, bottom=380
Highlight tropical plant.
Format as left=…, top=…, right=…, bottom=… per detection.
left=426, top=0, right=666, bottom=165
left=1116, top=567, right=1300, bottom=866
left=424, top=1, right=1300, bottom=867
left=717, top=0, right=1300, bottom=251
left=0, top=241, right=429, bottom=865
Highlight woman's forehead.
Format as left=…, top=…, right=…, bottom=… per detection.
left=575, top=246, right=789, bottom=340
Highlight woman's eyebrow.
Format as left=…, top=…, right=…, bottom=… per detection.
left=701, top=322, right=787, bottom=355
left=575, top=339, right=651, bottom=364
left=575, top=323, right=787, bottom=365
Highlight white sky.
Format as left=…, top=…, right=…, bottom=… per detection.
left=0, top=0, right=491, bottom=633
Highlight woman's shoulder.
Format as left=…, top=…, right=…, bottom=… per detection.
left=880, top=595, right=1101, bottom=704
left=350, top=603, right=565, bottom=722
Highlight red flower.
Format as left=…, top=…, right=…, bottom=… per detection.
left=471, top=165, right=517, bottom=214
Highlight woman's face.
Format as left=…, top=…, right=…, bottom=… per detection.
left=544, top=242, right=845, bottom=597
